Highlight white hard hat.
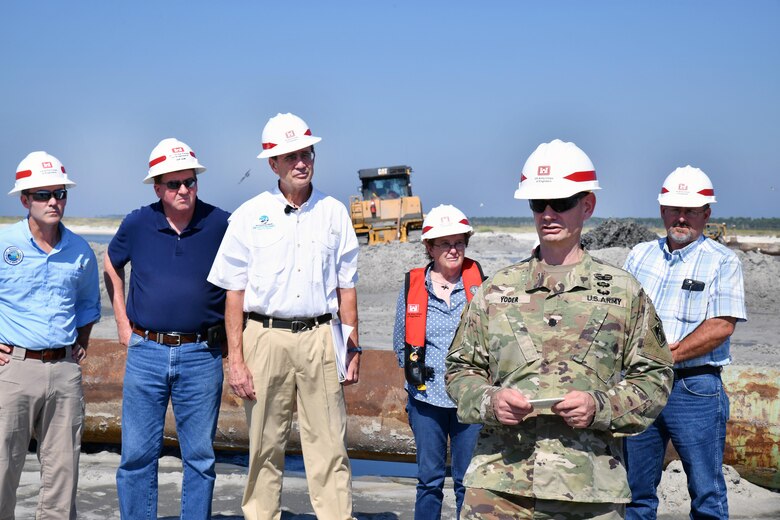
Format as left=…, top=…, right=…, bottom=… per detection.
left=257, top=113, right=322, bottom=159
left=658, top=166, right=717, bottom=207
left=513, top=139, right=600, bottom=200
left=143, top=138, right=206, bottom=184
left=421, top=204, right=473, bottom=241
left=9, top=151, right=76, bottom=196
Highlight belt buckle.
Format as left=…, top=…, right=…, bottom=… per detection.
left=41, top=349, right=55, bottom=362
left=290, top=320, right=309, bottom=333
left=167, top=333, right=183, bottom=346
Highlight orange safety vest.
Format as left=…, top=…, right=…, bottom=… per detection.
left=404, top=258, right=485, bottom=349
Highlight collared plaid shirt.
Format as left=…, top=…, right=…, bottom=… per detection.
left=624, top=234, right=746, bottom=368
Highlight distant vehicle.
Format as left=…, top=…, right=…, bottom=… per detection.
left=349, top=165, right=423, bottom=245
left=705, top=222, right=729, bottom=243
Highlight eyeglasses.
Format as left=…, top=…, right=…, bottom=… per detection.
left=164, top=177, right=197, bottom=190
left=278, top=150, right=315, bottom=164
left=26, top=189, right=68, bottom=202
left=529, top=192, right=586, bottom=213
left=663, top=207, right=707, bottom=218
left=433, top=240, right=467, bottom=251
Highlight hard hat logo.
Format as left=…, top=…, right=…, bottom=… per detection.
left=285, top=130, right=295, bottom=139
left=8, top=151, right=76, bottom=196
left=538, top=166, right=550, bottom=176
left=678, top=183, right=688, bottom=191
left=172, top=147, right=184, bottom=153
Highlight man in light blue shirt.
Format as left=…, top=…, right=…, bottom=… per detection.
left=623, top=166, right=746, bottom=520
left=0, top=151, right=100, bottom=519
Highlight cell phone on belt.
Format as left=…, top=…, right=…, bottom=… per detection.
left=681, top=279, right=705, bottom=291
left=207, top=324, right=228, bottom=357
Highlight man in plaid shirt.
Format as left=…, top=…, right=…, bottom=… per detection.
left=623, top=166, right=747, bottom=520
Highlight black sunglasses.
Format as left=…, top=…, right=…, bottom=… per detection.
left=27, top=189, right=68, bottom=202
left=529, top=192, right=587, bottom=213
left=164, top=177, right=197, bottom=190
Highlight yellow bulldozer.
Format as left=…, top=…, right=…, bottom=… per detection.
left=349, top=165, right=424, bottom=245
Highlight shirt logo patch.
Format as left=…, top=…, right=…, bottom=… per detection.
left=253, top=214, right=275, bottom=230
left=3, top=246, right=23, bottom=265
left=408, top=304, right=419, bottom=313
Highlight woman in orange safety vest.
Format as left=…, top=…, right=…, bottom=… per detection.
left=392, top=204, right=485, bottom=520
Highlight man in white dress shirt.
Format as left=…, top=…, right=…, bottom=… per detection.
left=208, top=112, right=361, bottom=520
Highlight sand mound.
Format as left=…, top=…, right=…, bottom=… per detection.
left=582, top=218, right=659, bottom=249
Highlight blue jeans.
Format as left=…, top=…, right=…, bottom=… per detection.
left=116, top=334, right=224, bottom=520
left=625, top=372, right=729, bottom=520
left=407, top=396, right=481, bottom=520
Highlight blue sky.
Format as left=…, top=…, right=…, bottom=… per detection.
left=1, top=1, right=778, bottom=219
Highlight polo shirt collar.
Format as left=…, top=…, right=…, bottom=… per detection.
left=661, top=234, right=705, bottom=262
left=151, top=198, right=205, bottom=233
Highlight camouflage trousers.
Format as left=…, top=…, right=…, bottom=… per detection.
left=462, top=487, right=625, bottom=519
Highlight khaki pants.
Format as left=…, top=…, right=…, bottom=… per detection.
left=463, top=487, right=625, bottom=519
left=241, top=320, right=353, bottom=520
left=0, top=346, right=83, bottom=520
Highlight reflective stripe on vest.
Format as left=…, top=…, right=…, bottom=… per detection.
left=404, top=257, right=485, bottom=348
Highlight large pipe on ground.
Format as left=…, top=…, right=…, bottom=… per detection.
left=82, top=340, right=780, bottom=489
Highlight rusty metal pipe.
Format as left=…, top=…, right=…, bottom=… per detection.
left=82, top=341, right=780, bottom=489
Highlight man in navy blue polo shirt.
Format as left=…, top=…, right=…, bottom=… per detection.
left=104, top=138, right=229, bottom=520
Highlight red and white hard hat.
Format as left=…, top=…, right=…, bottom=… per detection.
left=143, top=138, right=207, bottom=184
left=257, top=113, right=322, bottom=159
left=421, top=204, right=473, bottom=241
left=9, top=151, right=76, bottom=196
left=658, top=166, right=717, bottom=207
left=513, top=139, right=600, bottom=200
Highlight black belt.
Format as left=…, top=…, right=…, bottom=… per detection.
left=246, top=313, right=332, bottom=333
left=6, top=345, right=69, bottom=362
left=674, top=365, right=721, bottom=379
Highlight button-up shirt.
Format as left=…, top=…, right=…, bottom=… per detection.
left=623, top=235, right=747, bottom=368
left=207, top=186, right=358, bottom=318
left=0, top=219, right=100, bottom=349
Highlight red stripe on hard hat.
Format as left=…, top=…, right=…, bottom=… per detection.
left=459, top=219, right=470, bottom=226
left=262, top=142, right=277, bottom=150
left=661, top=187, right=670, bottom=194
left=520, top=174, right=527, bottom=182
left=422, top=226, right=433, bottom=234
left=61, top=166, right=66, bottom=173
left=564, top=170, right=596, bottom=182
left=190, top=151, right=197, bottom=158
left=698, top=188, right=715, bottom=196
left=149, top=155, right=167, bottom=168
left=304, top=129, right=312, bottom=136
left=16, top=170, right=32, bottom=180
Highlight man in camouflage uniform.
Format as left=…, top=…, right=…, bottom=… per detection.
left=445, top=139, right=674, bottom=519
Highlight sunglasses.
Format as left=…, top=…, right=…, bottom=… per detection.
left=27, top=189, right=68, bottom=202
left=529, top=192, right=586, bottom=213
left=164, top=177, right=197, bottom=190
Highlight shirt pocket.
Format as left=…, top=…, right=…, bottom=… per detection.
left=571, top=308, right=622, bottom=386
left=48, top=263, right=82, bottom=300
left=487, top=311, right=540, bottom=384
left=311, top=229, right=340, bottom=287
left=249, top=230, right=286, bottom=280
left=675, top=288, right=708, bottom=323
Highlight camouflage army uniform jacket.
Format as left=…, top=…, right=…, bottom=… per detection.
left=445, top=251, right=673, bottom=503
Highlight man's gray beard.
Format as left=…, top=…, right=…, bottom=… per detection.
left=668, top=227, right=694, bottom=245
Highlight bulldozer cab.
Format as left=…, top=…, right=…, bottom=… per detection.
left=358, top=166, right=413, bottom=200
